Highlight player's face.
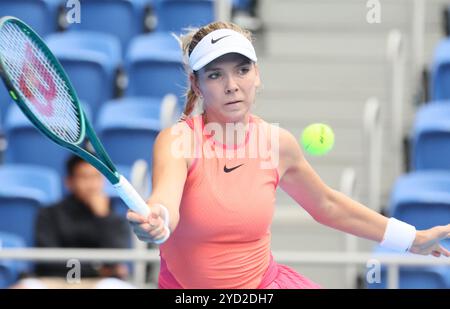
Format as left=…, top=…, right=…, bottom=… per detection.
left=192, top=53, right=260, bottom=123
left=66, top=162, right=104, bottom=200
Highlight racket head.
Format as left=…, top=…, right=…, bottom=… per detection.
left=0, top=16, right=86, bottom=148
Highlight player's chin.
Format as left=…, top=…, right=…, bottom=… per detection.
left=221, top=105, right=248, bottom=121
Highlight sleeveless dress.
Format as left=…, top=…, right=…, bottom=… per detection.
left=158, top=113, right=320, bottom=289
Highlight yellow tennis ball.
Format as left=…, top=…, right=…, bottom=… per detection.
left=301, top=123, right=334, bottom=156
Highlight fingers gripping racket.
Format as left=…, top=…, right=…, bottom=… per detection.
left=0, top=16, right=150, bottom=217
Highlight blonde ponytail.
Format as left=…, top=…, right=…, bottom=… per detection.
left=179, top=88, right=198, bottom=121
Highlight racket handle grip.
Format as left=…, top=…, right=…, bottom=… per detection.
left=113, top=175, right=150, bottom=217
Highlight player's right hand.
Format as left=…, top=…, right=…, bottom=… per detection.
left=127, top=203, right=170, bottom=244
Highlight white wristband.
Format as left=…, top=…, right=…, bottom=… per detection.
left=152, top=204, right=171, bottom=245
left=380, top=217, right=416, bottom=252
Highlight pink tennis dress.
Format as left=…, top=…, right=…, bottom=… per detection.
left=158, top=114, right=320, bottom=289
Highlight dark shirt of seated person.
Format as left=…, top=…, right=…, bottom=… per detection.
left=35, top=155, right=131, bottom=279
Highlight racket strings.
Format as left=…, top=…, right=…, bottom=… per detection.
left=0, top=22, right=81, bottom=143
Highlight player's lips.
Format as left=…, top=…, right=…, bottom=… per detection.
left=225, top=100, right=242, bottom=105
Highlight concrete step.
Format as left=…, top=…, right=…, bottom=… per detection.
left=260, top=0, right=444, bottom=31
left=257, top=87, right=389, bottom=103
left=253, top=98, right=403, bottom=126
left=264, top=31, right=388, bottom=61
left=274, top=160, right=397, bottom=206
left=264, top=30, right=443, bottom=64
left=258, top=58, right=388, bottom=97
left=271, top=206, right=377, bottom=251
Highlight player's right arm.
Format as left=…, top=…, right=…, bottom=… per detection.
left=127, top=122, right=193, bottom=243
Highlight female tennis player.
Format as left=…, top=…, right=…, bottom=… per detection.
left=127, top=21, right=450, bottom=289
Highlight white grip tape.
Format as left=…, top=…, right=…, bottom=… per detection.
left=380, top=217, right=417, bottom=252
left=152, top=204, right=171, bottom=245
left=113, top=175, right=150, bottom=217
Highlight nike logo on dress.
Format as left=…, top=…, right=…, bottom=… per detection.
left=211, top=35, right=231, bottom=44
left=223, top=163, right=244, bottom=173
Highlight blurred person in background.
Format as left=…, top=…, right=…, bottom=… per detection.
left=34, top=154, right=130, bottom=281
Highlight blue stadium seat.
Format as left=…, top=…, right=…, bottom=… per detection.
left=4, top=103, right=91, bottom=176
left=411, top=103, right=450, bottom=170
left=389, top=171, right=450, bottom=249
left=368, top=246, right=450, bottom=289
left=4, top=104, right=71, bottom=175
left=0, top=164, right=61, bottom=246
left=67, top=0, right=149, bottom=49
left=155, top=0, right=215, bottom=33
left=129, top=31, right=181, bottom=53
left=233, top=0, right=252, bottom=11
left=46, top=32, right=122, bottom=119
left=0, top=85, right=11, bottom=126
left=0, top=232, right=28, bottom=288
left=0, top=0, right=61, bottom=37
left=126, top=33, right=186, bottom=106
left=96, top=96, right=178, bottom=168
left=430, top=39, right=450, bottom=100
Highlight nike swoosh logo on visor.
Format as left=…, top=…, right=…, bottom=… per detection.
left=211, top=35, right=231, bottom=44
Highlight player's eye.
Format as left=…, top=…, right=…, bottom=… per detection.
left=238, top=66, right=250, bottom=75
left=208, top=71, right=221, bottom=79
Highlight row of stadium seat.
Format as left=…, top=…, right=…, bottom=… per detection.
left=0, top=0, right=255, bottom=124
left=0, top=30, right=185, bottom=123
left=0, top=0, right=251, bottom=49
left=368, top=170, right=450, bottom=288
left=2, top=95, right=178, bottom=176
left=0, top=165, right=62, bottom=247
left=1, top=31, right=449, bottom=129
left=0, top=161, right=146, bottom=246
left=411, top=101, right=450, bottom=171
left=0, top=231, right=28, bottom=288
left=430, top=38, right=450, bottom=101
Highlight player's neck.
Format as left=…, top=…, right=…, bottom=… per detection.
left=202, top=113, right=251, bottom=147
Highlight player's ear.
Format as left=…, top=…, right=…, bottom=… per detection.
left=254, top=63, right=261, bottom=89
left=189, top=73, right=202, bottom=97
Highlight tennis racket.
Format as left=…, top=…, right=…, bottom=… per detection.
left=0, top=16, right=150, bottom=217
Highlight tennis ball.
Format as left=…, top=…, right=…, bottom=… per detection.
left=301, top=123, right=334, bottom=156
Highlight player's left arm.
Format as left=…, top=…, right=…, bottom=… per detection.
left=277, top=127, right=450, bottom=256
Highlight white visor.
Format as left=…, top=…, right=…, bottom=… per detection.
left=188, top=29, right=257, bottom=71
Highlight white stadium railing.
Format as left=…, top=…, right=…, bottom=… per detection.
left=0, top=248, right=449, bottom=289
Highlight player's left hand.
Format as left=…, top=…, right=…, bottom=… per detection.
left=409, top=224, right=450, bottom=257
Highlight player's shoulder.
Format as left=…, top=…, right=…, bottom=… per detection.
left=156, top=119, right=193, bottom=143
left=252, top=115, right=296, bottom=148
left=278, top=129, right=302, bottom=166
left=153, top=117, right=196, bottom=163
